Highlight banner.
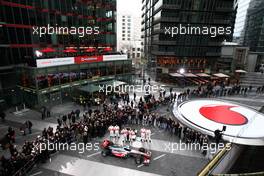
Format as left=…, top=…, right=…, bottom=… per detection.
left=103, top=55, right=128, bottom=61
left=74, top=56, right=103, bottom=64
left=36, top=57, right=74, bottom=68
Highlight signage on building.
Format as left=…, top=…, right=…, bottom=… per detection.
left=103, top=55, right=128, bottom=61
left=36, top=55, right=128, bottom=68
left=74, top=56, right=103, bottom=64
left=36, top=57, right=74, bottom=68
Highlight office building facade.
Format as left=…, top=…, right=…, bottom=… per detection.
left=0, top=0, right=132, bottom=107
left=142, top=0, right=237, bottom=78
left=233, top=0, right=251, bottom=44
left=243, top=0, right=264, bottom=52
left=117, top=14, right=142, bottom=64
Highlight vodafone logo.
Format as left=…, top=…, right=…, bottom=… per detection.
left=174, top=99, right=264, bottom=145
left=199, top=105, right=248, bottom=125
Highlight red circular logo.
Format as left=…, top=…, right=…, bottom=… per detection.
left=199, top=105, right=248, bottom=125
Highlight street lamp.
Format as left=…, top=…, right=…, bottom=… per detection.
left=179, top=68, right=185, bottom=74
left=179, top=68, right=186, bottom=88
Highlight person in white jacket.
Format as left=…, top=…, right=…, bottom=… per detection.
left=108, top=125, right=115, bottom=141
left=121, top=128, right=128, bottom=143
left=114, top=125, right=120, bottom=139
left=128, top=129, right=136, bottom=143
left=140, top=128, right=146, bottom=142
left=145, top=129, right=151, bottom=143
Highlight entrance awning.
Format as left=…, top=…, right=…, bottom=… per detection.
left=213, top=73, right=230, bottom=78
left=79, top=84, right=100, bottom=93
left=99, top=80, right=127, bottom=87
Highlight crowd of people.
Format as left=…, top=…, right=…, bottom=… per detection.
left=0, top=90, right=208, bottom=175
left=256, top=85, right=264, bottom=94
left=1, top=80, right=263, bottom=175
left=168, top=83, right=264, bottom=104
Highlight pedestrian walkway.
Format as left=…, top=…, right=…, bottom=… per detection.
left=42, top=154, right=161, bottom=176
left=5, top=111, right=57, bottom=131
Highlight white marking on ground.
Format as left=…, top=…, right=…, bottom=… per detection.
left=29, top=171, right=43, bottom=176
left=153, top=154, right=166, bottom=161
left=137, top=164, right=144, bottom=168
left=42, top=154, right=162, bottom=176
left=87, top=151, right=101, bottom=158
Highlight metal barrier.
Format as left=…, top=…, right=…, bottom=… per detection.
left=198, top=143, right=232, bottom=176
left=214, top=172, right=264, bottom=176
left=12, top=156, right=38, bottom=176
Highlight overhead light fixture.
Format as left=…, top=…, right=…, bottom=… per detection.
left=35, top=50, right=43, bottom=57
left=179, top=68, right=185, bottom=74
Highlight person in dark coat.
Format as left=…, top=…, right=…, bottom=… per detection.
left=57, top=118, right=62, bottom=127
left=75, top=109, right=80, bottom=119
left=72, top=115, right=76, bottom=124
left=25, top=120, right=33, bottom=134
left=0, top=111, right=6, bottom=122
left=62, top=115, right=67, bottom=124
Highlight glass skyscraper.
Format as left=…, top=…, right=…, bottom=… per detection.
left=233, top=0, right=251, bottom=44
left=142, top=0, right=237, bottom=78
left=0, top=0, right=132, bottom=107
left=243, top=0, right=264, bottom=52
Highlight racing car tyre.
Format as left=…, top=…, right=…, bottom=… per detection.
left=101, top=150, right=109, bottom=157
left=135, top=155, right=144, bottom=164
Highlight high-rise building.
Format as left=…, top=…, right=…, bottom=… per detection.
left=142, top=0, right=237, bottom=78
left=0, top=0, right=132, bottom=107
left=117, top=14, right=142, bottom=62
left=243, top=0, right=264, bottom=52
left=233, top=0, right=251, bottom=44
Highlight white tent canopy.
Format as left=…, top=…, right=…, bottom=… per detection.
left=213, top=73, right=230, bottom=78
left=182, top=73, right=198, bottom=77
left=196, top=73, right=211, bottom=77
left=235, top=69, right=247, bottom=73
left=169, top=73, right=184, bottom=77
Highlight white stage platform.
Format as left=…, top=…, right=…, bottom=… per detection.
left=173, top=99, right=264, bottom=146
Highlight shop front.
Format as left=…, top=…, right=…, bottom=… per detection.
left=17, top=55, right=132, bottom=107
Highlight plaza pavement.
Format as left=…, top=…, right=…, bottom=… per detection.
left=1, top=80, right=264, bottom=175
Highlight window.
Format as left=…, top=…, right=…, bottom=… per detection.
left=137, top=53, right=140, bottom=57
left=122, top=38, right=125, bottom=40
